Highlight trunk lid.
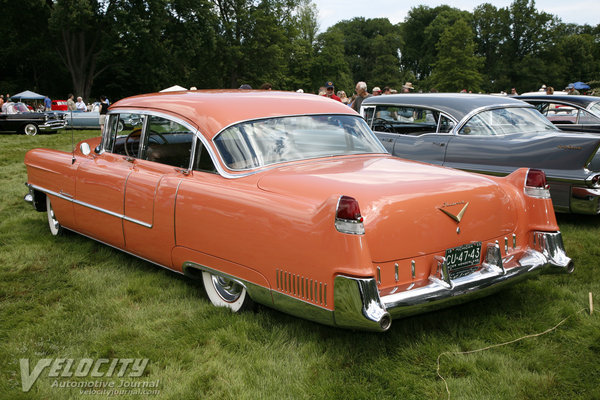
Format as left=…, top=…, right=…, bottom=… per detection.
left=257, top=156, right=518, bottom=262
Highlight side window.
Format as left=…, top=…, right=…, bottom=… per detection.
left=363, top=106, right=375, bottom=126
left=578, top=109, right=600, bottom=125
left=372, top=106, right=438, bottom=135
left=439, top=115, right=455, bottom=133
left=110, top=113, right=146, bottom=157
left=192, top=140, right=217, bottom=173
left=142, top=116, right=194, bottom=168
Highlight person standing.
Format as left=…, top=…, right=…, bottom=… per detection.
left=67, top=94, right=76, bottom=111
left=401, top=82, right=414, bottom=93
left=351, top=81, right=371, bottom=112
left=321, top=81, right=342, bottom=102
left=566, top=84, right=580, bottom=95
left=44, top=96, right=52, bottom=111
left=75, top=96, right=87, bottom=111
left=0, top=95, right=4, bottom=111
left=99, top=95, right=109, bottom=133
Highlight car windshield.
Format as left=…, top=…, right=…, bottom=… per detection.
left=214, top=115, right=386, bottom=170
left=459, top=106, right=559, bottom=136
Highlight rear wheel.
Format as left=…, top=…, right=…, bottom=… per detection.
left=202, top=271, right=252, bottom=312
left=46, top=196, right=64, bottom=236
left=24, top=123, right=39, bottom=136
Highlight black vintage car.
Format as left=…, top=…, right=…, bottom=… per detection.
left=0, top=102, right=67, bottom=135
left=361, top=93, right=600, bottom=215
left=515, top=94, right=600, bottom=134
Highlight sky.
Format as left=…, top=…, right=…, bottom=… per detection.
left=311, top=0, right=600, bottom=31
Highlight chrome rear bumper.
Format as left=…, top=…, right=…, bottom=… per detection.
left=571, top=187, right=600, bottom=214
left=332, top=231, right=573, bottom=332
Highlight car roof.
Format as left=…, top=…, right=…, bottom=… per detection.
left=361, top=93, right=531, bottom=120
left=110, top=90, right=358, bottom=138
left=515, top=94, right=600, bottom=108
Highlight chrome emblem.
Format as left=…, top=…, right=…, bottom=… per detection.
left=439, top=202, right=469, bottom=223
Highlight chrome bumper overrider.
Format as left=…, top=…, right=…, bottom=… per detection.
left=571, top=187, right=600, bottom=214
left=332, top=231, right=573, bottom=332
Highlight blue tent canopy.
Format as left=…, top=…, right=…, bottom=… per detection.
left=11, top=90, right=45, bottom=100
left=572, top=81, right=590, bottom=90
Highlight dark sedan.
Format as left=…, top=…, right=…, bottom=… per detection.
left=361, top=93, right=600, bottom=215
left=0, top=102, right=67, bottom=135
left=515, top=94, right=600, bottom=133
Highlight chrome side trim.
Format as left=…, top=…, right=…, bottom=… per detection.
left=27, top=183, right=152, bottom=228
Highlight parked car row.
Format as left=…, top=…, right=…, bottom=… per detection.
left=24, top=91, right=578, bottom=331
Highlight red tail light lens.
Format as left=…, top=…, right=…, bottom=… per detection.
left=526, top=169, right=548, bottom=188
left=524, top=169, right=550, bottom=198
left=336, top=195, right=363, bottom=221
left=335, top=196, right=365, bottom=234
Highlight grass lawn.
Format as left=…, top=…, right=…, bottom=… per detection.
left=1, top=130, right=599, bottom=400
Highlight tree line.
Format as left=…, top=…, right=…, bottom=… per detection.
left=0, top=0, right=598, bottom=103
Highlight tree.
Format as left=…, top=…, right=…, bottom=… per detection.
left=0, top=0, right=65, bottom=96
left=312, top=29, right=352, bottom=93
left=48, top=0, right=112, bottom=100
left=399, top=5, right=456, bottom=80
left=429, top=19, right=483, bottom=92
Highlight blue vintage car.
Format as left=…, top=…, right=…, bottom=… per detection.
left=361, top=93, right=600, bottom=215
left=56, top=107, right=101, bottom=130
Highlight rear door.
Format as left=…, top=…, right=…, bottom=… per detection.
left=365, top=104, right=453, bottom=164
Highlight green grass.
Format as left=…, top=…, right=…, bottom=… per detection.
left=1, top=131, right=599, bottom=399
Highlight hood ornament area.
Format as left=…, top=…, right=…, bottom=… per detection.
left=439, top=201, right=469, bottom=223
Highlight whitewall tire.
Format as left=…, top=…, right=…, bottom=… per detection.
left=202, top=271, right=252, bottom=312
left=46, top=196, right=64, bottom=236
left=24, top=124, right=39, bottom=136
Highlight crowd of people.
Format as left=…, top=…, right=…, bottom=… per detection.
left=315, top=80, right=417, bottom=111
left=2, top=80, right=594, bottom=117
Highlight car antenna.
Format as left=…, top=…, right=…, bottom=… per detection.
left=71, top=108, right=76, bottom=164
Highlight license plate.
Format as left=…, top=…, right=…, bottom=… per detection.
left=445, top=242, right=482, bottom=279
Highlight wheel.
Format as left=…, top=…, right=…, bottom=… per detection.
left=46, top=196, right=64, bottom=236
left=24, top=123, right=39, bottom=136
left=202, top=271, right=252, bottom=312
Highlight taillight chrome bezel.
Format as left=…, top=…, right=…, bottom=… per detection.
left=585, top=173, right=600, bottom=188
left=335, top=195, right=365, bottom=235
left=524, top=168, right=551, bottom=199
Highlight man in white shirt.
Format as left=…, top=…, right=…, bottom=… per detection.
left=75, top=96, right=87, bottom=111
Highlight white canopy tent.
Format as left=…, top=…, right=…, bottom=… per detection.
left=160, top=85, right=187, bottom=92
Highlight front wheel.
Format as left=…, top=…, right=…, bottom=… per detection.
left=24, top=123, right=39, bottom=136
left=46, top=196, right=64, bottom=236
left=202, top=271, right=252, bottom=312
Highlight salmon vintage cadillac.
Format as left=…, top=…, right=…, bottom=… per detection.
left=24, top=90, right=573, bottom=331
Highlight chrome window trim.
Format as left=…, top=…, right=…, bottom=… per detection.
left=452, top=104, right=557, bottom=136
left=210, top=113, right=388, bottom=176
left=106, top=108, right=220, bottom=177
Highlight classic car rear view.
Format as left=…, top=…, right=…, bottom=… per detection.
left=24, top=91, right=573, bottom=331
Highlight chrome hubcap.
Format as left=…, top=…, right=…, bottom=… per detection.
left=211, top=275, right=243, bottom=303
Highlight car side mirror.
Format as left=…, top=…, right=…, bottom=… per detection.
left=80, top=142, right=91, bottom=156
